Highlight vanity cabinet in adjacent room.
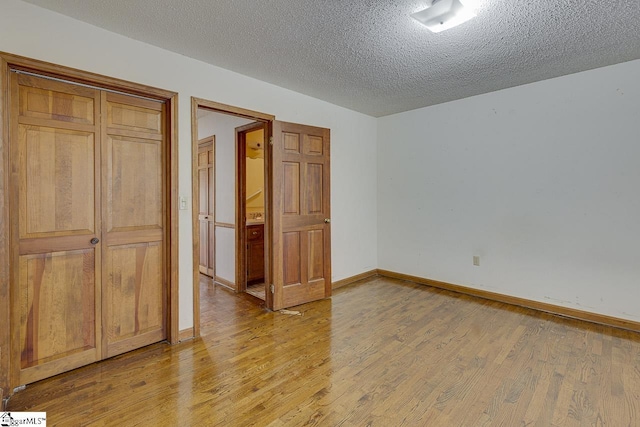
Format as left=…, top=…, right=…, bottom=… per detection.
left=246, top=223, right=265, bottom=282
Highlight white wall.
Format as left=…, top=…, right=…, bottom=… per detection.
left=378, top=59, right=640, bottom=322
left=1, top=0, right=378, bottom=330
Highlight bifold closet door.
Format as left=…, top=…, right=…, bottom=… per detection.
left=102, top=92, right=166, bottom=358
left=11, top=74, right=167, bottom=385
left=11, top=73, right=102, bottom=385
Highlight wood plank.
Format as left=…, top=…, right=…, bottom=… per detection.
left=6, top=276, right=640, bottom=426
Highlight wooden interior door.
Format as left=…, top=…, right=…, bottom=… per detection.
left=102, top=92, right=166, bottom=358
left=271, top=121, right=331, bottom=310
left=10, top=73, right=102, bottom=385
left=198, top=137, right=214, bottom=276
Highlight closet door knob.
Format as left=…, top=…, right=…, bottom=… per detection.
left=324, top=218, right=331, bottom=224
left=90, top=238, right=100, bottom=245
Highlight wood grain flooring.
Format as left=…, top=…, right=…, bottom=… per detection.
left=246, top=282, right=266, bottom=300
left=6, top=276, right=640, bottom=426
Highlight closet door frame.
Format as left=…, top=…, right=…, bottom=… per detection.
left=0, top=52, right=179, bottom=395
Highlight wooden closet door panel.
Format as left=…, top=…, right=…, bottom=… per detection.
left=11, top=73, right=101, bottom=385
left=18, top=250, right=97, bottom=374
left=102, top=92, right=165, bottom=358
left=19, top=125, right=95, bottom=238
left=18, top=80, right=95, bottom=125
left=104, top=242, right=164, bottom=357
left=106, top=135, right=162, bottom=232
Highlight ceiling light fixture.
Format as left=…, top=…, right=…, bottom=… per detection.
left=411, top=0, right=477, bottom=33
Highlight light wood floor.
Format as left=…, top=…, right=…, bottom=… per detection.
left=246, top=282, right=266, bottom=300
left=7, top=276, right=640, bottom=426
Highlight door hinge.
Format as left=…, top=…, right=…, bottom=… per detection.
left=270, top=284, right=275, bottom=293
left=269, top=136, right=274, bottom=146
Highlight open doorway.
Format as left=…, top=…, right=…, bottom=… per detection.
left=191, top=98, right=274, bottom=336
left=191, top=97, right=333, bottom=336
left=236, top=122, right=268, bottom=300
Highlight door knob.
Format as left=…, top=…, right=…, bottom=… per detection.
left=324, top=218, right=331, bottom=223
left=90, top=237, right=100, bottom=245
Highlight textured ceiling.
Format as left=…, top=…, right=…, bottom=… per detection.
left=21, top=0, right=640, bottom=117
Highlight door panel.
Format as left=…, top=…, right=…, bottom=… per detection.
left=282, top=232, right=301, bottom=285
left=308, top=229, right=325, bottom=281
left=102, top=92, right=165, bottom=358
left=104, top=242, right=164, bottom=357
left=18, top=249, right=96, bottom=368
left=283, top=162, right=300, bottom=215
left=106, top=135, right=162, bottom=231
left=306, top=164, right=323, bottom=214
left=11, top=74, right=102, bottom=385
left=19, top=126, right=95, bottom=238
left=106, top=97, right=162, bottom=135
left=272, top=121, right=331, bottom=310
left=18, top=82, right=95, bottom=125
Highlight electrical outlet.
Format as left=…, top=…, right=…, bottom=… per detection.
left=473, top=256, right=480, bottom=266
